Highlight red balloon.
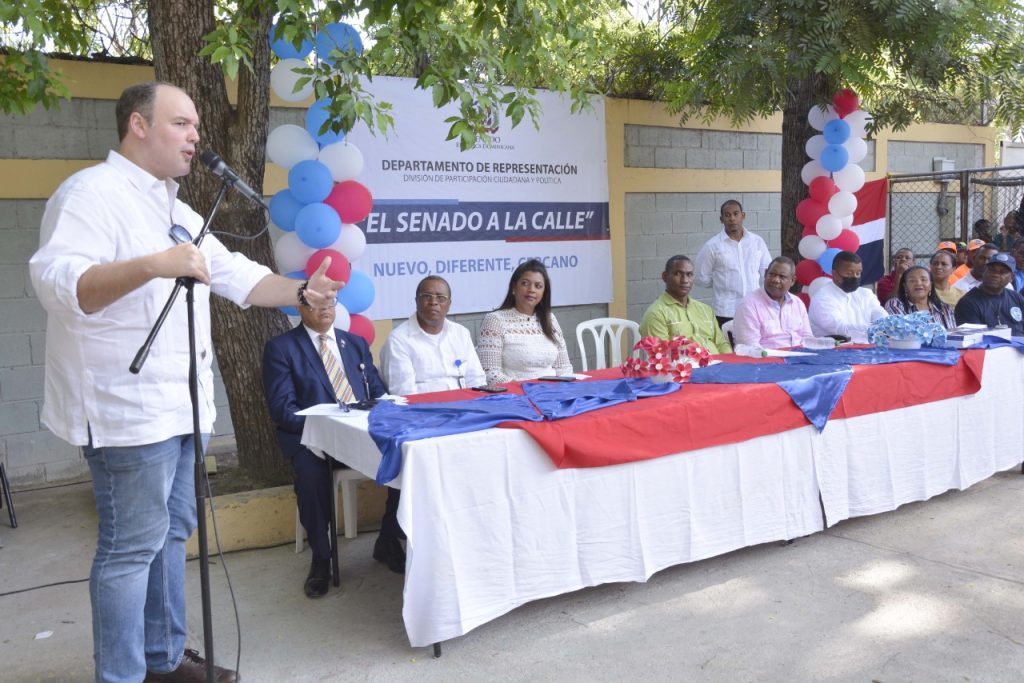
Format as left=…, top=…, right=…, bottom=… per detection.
left=808, top=176, right=839, bottom=204
left=795, top=259, right=824, bottom=287
left=325, top=180, right=373, bottom=224
left=802, top=223, right=819, bottom=239
left=796, top=198, right=829, bottom=228
left=347, top=314, right=376, bottom=345
left=828, top=228, right=861, bottom=253
left=796, top=292, right=811, bottom=310
left=305, top=248, right=352, bottom=284
left=832, top=89, right=859, bottom=118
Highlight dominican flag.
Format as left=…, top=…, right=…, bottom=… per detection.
left=852, top=178, right=887, bottom=285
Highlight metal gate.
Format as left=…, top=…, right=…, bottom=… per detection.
left=888, top=164, right=1024, bottom=266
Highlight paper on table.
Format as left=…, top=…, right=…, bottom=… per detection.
left=296, top=404, right=357, bottom=417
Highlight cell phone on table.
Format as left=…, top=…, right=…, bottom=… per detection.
left=536, top=375, right=576, bottom=382
left=472, top=385, right=508, bottom=393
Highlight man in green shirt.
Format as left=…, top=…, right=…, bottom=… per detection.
left=639, top=255, right=732, bottom=354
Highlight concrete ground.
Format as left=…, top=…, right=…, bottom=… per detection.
left=2, top=470, right=1023, bottom=683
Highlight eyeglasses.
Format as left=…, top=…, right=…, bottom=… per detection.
left=169, top=223, right=193, bottom=245
left=417, top=293, right=450, bottom=304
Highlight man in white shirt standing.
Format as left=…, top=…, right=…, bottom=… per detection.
left=695, top=199, right=773, bottom=328
left=808, top=250, right=888, bottom=343
left=29, top=82, right=342, bottom=683
left=381, top=275, right=485, bottom=395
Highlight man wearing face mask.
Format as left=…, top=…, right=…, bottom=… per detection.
left=808, top=250, right=888, bottom=343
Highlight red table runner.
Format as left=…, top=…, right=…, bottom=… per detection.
left=405, top=350, right=985, bottom=469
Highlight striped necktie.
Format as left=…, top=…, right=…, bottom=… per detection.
left=318, top=334, right=355, bottom=403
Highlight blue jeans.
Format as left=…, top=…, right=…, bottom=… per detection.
left=84, top=434, right=206, bottom=683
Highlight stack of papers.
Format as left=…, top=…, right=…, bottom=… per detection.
left=944, top=324, right=1012, bottom=348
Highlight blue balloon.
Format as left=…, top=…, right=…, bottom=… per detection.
left=280, top=305, right=299, bottom=316
left=285, top=270, right=307, bottom=280
left=337, top=270, right=375, bottom=314
left=823, top=119, right=851, bottom=145
left=305, top=99, right=345, bottom=146
left=817, top=247, right=842, bottom=275
left=288, top=160, right=334, bottom=204
left=269, top=189, right=304, bottom=231
left=820, top=144, right=849, bottom=172
left=294, top=202, right=342, bottom=249
left=269, top=22, right=313, bottom=60
left=314, top=23, right=364, bottom=65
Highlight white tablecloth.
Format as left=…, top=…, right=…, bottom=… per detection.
left=301, top=347, right=1024, bottom=647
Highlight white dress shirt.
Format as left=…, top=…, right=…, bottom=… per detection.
left=808, top=280, right=888, bottom=343
left=694, top=229, right=773, bottom=317
left=381, top=315, right=486, bottom=395
left=29, top=151, right=272, bottom=448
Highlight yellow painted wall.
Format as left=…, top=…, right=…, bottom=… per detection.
left=2, top=59, right=999, bottom=330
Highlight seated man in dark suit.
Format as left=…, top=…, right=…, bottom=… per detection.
left=262, top=301, right=388, bottom=597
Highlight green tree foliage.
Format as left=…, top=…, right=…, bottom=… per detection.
left=603, top=0, right=1024, bottom=256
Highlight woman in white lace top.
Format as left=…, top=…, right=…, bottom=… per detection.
left=477, top=259, right=573, bottom=384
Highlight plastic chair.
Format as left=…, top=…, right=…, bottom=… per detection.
left=721, top=319, right=735, bottom=347
left=295, top=466, right=366, bottom=553
left=575, top=318, right=641, bottom=371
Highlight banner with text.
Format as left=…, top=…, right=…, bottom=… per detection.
left=346, top=77, right=610, bottom=319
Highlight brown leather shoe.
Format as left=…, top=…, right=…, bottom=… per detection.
left=144, top=648, right=239, bottom=682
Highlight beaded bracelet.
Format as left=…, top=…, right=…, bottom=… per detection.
left=297, top=280, right=310, bottom=308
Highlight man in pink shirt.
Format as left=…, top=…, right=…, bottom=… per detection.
left=732, top=256, right=814, bottom=349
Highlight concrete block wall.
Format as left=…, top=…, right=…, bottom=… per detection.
left=0, top=99, right=257, bottom=487
left=888, top=141, right=984, bottom=174
left=624, top=124, right=876, bottom=172
left=624, top=191, right=782, bottom=324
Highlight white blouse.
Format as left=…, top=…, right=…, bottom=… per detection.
left=476, top=308, right=573, bottom=384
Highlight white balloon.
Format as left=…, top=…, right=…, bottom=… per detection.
left=808, top=276, right=831, bottom=297
left=805, top=134, right=827, bottom=160
left=274, top=231, right=316, bottom=273
left=840, top=214, right=854, bottom=229
left=829, top=191, right=858, bottom=217
left=270, top=58, right=314, bottom=102
left=328, top=224, right=367, bottom=263
left=266, top=124, right=319, bottom=170
left=799, top=235, right=827, bottom=260
left=844, top=109, right=872, bottom=138
left=816, top=214, right=843, bottom=240
left=334, top=303, right=351, bottom=331
left=808, top=104, right=837, bottom=132
left=844, top=137, right=868, bottom=164
left=318, top=141, right=365, bottom=182
left=801, top=159, right=828, bottom=185
left=833, top=164, right=866, bottom=193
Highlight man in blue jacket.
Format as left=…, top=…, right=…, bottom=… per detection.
left=262, top=302, right=387, bottom=597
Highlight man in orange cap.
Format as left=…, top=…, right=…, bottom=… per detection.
left=949, top=239, right=986, bottom=286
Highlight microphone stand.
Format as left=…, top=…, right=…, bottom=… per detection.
left=130, top=181, right=230, bottom=683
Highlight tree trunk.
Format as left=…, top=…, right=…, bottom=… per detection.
left=780, top=73, right=830, bottom=262
left=150, top=0, right=293, bottom=485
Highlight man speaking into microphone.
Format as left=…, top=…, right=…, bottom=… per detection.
left=29, top=82, right=343, bottom=683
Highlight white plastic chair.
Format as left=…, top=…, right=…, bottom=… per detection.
left=295, top=467, right=367, bottom=553
left=575, top=317, right=641, bottom=371
left=721, top=319, right=734, bottom=344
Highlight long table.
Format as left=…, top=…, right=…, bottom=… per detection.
left=301, top=347, right=1024, bottom=648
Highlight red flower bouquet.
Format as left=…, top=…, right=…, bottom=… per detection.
left=620, top=335, right=712, bottom=383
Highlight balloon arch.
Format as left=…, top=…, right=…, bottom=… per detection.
left=267, top=20, right=378, bottom=344
left=794, top=89, right=873, bottom=307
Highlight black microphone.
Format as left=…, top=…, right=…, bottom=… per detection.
left=358, top=362, right=372, bottom=399
left=199, top=150, right=267, bottom=207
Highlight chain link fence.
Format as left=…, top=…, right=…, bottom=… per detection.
left=888, top=164, right=1024, bottom=266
